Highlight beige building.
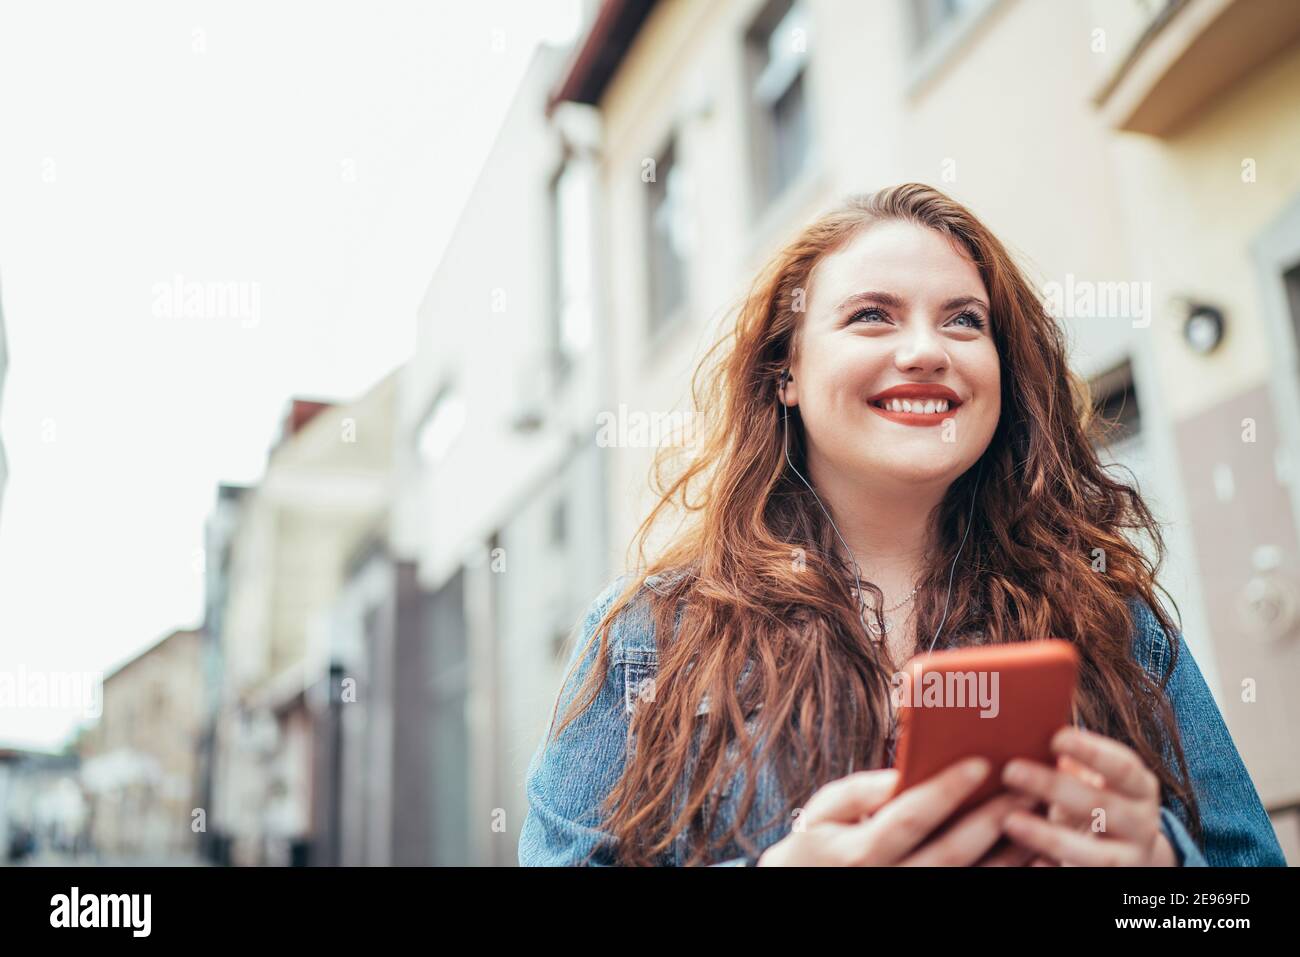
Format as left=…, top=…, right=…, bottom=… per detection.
left=78, top=628, right=203, bottom=860
left=210, top=371, right=397, bottom=866
left=392, top=42, right=612, bottom=865
left=550, top=0, right=1300, bottom=860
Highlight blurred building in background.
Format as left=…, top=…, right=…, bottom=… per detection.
left=196, top=481, right=248, bottom=865
left=0, top=748, right=85, bottom=864
left=207, top=373, right=397, bottom=866
left=77, top=628, right=203, bottom=861
left=544, top=0, right=1300, bottom=860
left=389, top=41, right=612, bottom=865
left=312, top=537, right=426, bottom=865
left=193, top=43, right=613, bottom=868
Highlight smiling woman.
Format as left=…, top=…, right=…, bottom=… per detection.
left=519, top=183, right=1286, bottom=868
left=783, top=218, right=1000, bottom=494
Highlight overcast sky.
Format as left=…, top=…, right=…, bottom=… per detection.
left=0, top=0, right=582, bottom=750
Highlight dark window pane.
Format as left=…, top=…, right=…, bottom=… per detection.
left=647, top=139, right=686, bottom=333
left=746, top=0, right=811, bottom=211
left=1091, top=360, right=1141, bottom=447
left=1283, top=261, right=1300, bottom=368
left=770, top=70, right=809, bottom=200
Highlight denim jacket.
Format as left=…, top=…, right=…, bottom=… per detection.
left=519, top=573, right=1287, bottom=866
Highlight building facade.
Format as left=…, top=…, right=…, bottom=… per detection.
left=391, top=41, right=613, bottom=865
left=548, top=0, right=1300, bottom=860
left=77, top=628, right=204, bottom=861
left=208, top=372, right=397, bottom=865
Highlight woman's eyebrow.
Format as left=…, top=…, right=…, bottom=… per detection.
left=941, top=295, right=990, bottom=312
left=834, top=290, right=906, bottom=312
left=833, top=291, right=989, bottom=312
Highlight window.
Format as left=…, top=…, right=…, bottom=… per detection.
left=1090, top=359, right=1157, bottom=570
left=910, top=0, right=983, bottom=50
left=1284, top=260, right=1300, bottom=364
left=646, top=136, right=688, bottom=335
left=745, top=0, right=812, bottom=212
left=416, top=385, right=466, bottom=465
left=549, top=158, right=594, bottom=384
left=1090, top=360, right=1142, bottom=450
left=549, top=496, right=567, bottom=549
left=550, top=626, right=570, bottom=662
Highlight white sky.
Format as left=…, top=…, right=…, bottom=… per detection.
left=0, top=0, right=583, bottom=750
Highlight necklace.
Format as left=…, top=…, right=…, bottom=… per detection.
left=856, top=580, right=920, bottom=639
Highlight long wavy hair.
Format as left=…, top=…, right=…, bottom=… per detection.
left=550, top=182, right=1200, bottom=866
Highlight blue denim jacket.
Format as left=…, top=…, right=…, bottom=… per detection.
left=519, top=573, right=1287, bottom=866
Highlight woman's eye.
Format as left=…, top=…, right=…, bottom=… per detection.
left=849, top=307, right=987, bottom=331
left=950, top=310, right=987, bottom=331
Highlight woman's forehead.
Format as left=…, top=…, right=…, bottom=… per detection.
left=806, top=222, right=985, bottom=313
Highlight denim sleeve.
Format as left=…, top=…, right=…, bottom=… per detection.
left=1146, top=617, right=1286, bottom=866
left=518, top=580, right=629, bottom=866
left=1160, top=805, right=1207, bottom=866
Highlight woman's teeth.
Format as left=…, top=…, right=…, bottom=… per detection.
left=872, top=398, right=951, bottom=414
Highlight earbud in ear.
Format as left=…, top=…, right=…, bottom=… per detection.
left=777, top=370, right=793, bottom=408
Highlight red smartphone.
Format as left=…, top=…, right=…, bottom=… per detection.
left=888, top=639, right=1080, bottom=824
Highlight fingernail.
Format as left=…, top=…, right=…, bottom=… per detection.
left=1004, top=762, right=1028, bottom=785
left=965, top=758, right=989, bottom=781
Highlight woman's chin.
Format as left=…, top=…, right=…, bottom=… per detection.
left=862, top=458, right=965, bottom=489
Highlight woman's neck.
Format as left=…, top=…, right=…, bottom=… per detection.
left=810, top=460, right=948, bottom=597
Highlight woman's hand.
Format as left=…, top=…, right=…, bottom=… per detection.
left=756, top=758, right=1039, bottom=866
left=972, top=753, right=1096, bottom=867
left=998, top=726, right=1178, bottom=866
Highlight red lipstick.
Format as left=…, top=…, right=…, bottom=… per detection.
left=866, top=384, right=963, bottom=428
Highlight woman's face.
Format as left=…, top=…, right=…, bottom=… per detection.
left=782, top=219, right=1001, bottom=493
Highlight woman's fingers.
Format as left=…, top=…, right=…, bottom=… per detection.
left=841, top=757, right=991, bottom=864
left=796, top=738, right=1159, bottom=867
left=1049, top=727, right=1159, bottom=802
left=975, top=834, right=1040, bottom=866
left=1000, top=733, right=1167, bottom=866
left=1002, top=757, right=1150, bottom=839
left=1026, top=754, right=1099, bottom=831
left=996, top=760, right=1095, bottom=866
left=1002, top=809, right=1142, bottom=867
left=1058, top=752, right=1105, bottom=790
left=976, top=791, right=1052, bottom=866
left=904, top=791, right=1040, bottom=866
left=798, top=768, right=901, bottom=828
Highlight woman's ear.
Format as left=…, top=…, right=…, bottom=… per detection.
left=779, top=369, right=798, bottom=407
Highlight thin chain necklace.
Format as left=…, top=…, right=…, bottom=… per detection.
left=856, top=580, right=921, bottom=640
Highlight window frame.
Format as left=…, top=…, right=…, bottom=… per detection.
left=742, top=0, right=815, bottom=221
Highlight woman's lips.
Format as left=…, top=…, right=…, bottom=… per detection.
left=867, top=402, right=961, bottom=427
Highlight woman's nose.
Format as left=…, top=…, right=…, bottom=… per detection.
left=893, top=323, right=949, bottom=372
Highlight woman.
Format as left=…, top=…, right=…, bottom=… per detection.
left=518, top=183, right=1285, bottom=867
